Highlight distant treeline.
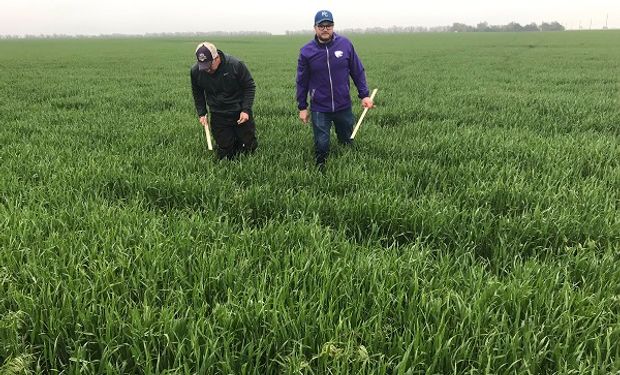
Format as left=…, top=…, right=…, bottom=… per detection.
left=448, top=21, right=565, bottom=32
left=0, top=21, right=568, bottom=39
left=0, top=31, right=272, bottom=39
left=286, top=21, right=566, bottom=35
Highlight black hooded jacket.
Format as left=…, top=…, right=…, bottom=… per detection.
left=190, top=50, right=256, bottom=117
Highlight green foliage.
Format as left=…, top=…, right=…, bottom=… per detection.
left=0, top=31, right=619, bottom=374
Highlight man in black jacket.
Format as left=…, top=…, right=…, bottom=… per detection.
left=190, top=42, right=258, bottom=159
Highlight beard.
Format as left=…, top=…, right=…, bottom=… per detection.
left=317, top=32, right=333, bottom=43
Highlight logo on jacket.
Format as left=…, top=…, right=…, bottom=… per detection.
left=334, top=50, right=343, bottom=58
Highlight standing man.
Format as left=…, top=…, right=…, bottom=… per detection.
left=296, top=10, right=374, bottom=170
left=191, top=42, right=258, bottom=160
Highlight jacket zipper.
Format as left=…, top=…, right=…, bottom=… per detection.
left=325, top=46, right=335, bottom=111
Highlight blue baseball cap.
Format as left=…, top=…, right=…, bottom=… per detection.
left=314, top=10, right=334, bottom=25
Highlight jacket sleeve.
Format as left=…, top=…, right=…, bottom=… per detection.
left=348, top=44, right=370, bottom=99
left=190, top=69, right=208, bottom=117
left=296, top=52, right=310, bottom=110
left=236, top=61, right=256, bottom=113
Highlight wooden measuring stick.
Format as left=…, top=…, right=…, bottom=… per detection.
left=350, top=88, right=378, bottom=139
left=203, top=123, right=213, bottom=150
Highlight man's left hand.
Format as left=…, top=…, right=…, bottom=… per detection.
left=362, top=97, right=374, bottom=109
left=237, top=112, right=250, bottom=125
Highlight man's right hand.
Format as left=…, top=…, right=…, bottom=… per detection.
left=199, top=116, right=208, bottom=127
left=299, top=110, right=309, bottom=124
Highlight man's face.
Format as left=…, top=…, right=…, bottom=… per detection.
left=205, top=56, right=220, bottom=74
left=314, top=22, right=334, bottom=42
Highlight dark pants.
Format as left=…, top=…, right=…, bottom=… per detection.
left=311, top=107, right=354, bottom=165
left=210, top=112, right=258, bottom=160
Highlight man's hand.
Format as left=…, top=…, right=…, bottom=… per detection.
left=199, top=115, right=208, bottom=127
left=361, top=97, right=374, bottom=109
left=299, top=109, right=309, bottom=124
left=237, top=111, right=250, bottom=125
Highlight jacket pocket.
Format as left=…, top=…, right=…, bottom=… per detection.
left=310, top=87, right=329, bottom=108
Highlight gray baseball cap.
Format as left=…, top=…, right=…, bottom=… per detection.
left=195, top=42, right=218, bottom=71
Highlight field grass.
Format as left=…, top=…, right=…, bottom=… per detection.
left=0, top=31, right=619, bottom=374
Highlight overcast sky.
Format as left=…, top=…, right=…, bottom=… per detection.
left=1, top=0, right=618, bottom=36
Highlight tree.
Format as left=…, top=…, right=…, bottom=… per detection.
left=450, top=23, right=475, bottom=32
left=540, top=21, right=565, bottom=31
left=523, top=23, right=539, bottom=32
left=504, top=22, right=524, bottom=32
left=476, top=22, right=491, bottom=32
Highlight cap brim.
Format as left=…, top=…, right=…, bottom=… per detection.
left=315, top=18, right=333, bottom=25
left=197, top=60, right=213, bottom=71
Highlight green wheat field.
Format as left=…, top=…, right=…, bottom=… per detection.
left=1, top=31, right=619, bottom=374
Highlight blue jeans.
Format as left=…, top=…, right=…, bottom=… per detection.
left=311, top=107, right=354, bottom=165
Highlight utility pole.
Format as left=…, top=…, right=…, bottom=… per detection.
left=605, top=14, right=609, bottom=30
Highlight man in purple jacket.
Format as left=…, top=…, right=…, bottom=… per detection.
left=296, top=10, right=374, bottom=170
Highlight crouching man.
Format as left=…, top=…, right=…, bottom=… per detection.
left=190, top=42, right=258, bottom=159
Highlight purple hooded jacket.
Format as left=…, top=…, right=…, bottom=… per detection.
left=296, top=33, right=370, bottom=113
